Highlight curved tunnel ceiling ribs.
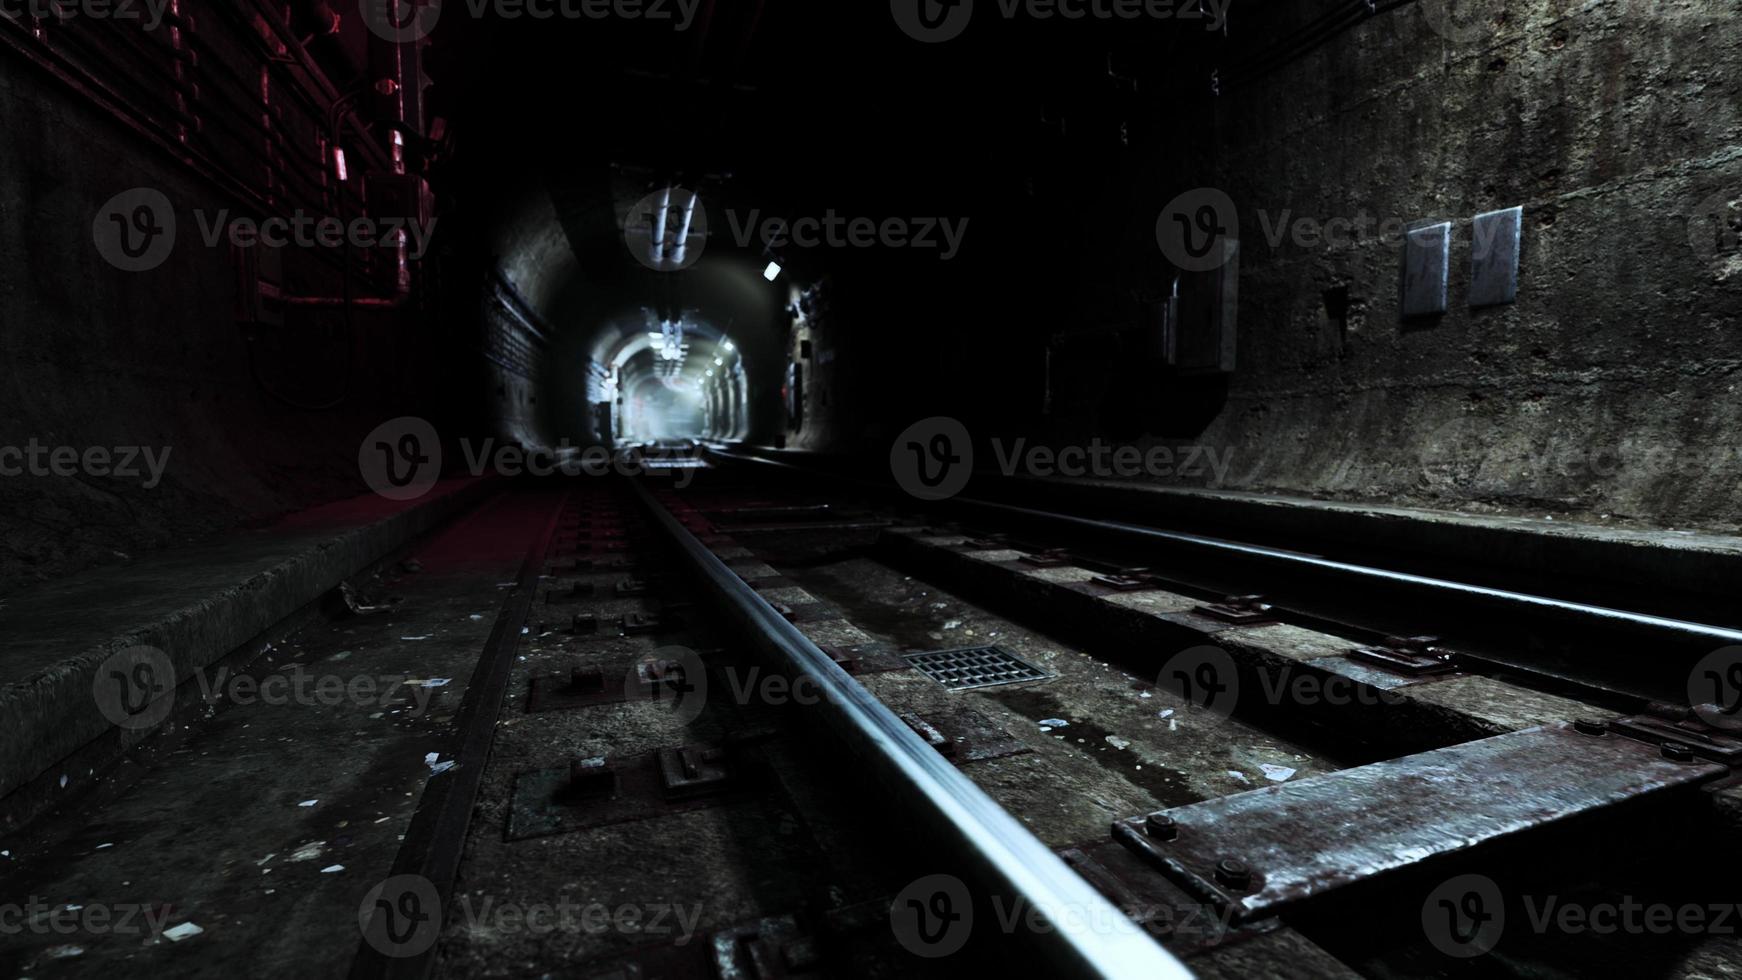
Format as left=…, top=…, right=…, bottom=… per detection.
left=486, top=168, right=781, bottom=449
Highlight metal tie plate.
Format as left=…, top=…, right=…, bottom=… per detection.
left=1114, top=723, right=1728, bottom=922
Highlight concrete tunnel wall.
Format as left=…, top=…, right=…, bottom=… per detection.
left=0, top=51, right=443, bottom=597
left=1160, top=0, right=1742, bottom=529
left=774, top=0, right=1742, bottom=534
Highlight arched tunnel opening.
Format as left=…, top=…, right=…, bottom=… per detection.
left=4, top=4, right=1742, bottom=979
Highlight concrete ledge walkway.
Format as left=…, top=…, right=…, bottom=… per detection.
left=0, top=478, right=497, bottom=809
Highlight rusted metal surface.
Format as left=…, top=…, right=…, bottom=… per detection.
left=1608, top=712, right=1742, bottom=765
left=1348, top=635, right=1457, bottom=676
left=1091, top=569, right=1164, bottom=592
left=1061, top=842, right=1279, bottom=955
left=1115, top=724, right=1729, bottom=922
left=1193, top=595, right=1278, bottom=626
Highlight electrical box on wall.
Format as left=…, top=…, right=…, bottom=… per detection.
left=1162, top=241, right=1240, bottom=374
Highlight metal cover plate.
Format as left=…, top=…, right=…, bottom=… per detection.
left=1469, top=206, right=1523, bottom=307
left=1400, top=221, right=1451, bottom=318
left=904, top=645, right=1049, bottom=691
left=1115, top=724, right=1726, bottom=922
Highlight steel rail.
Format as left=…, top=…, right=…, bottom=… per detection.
left=630, top=480, right=1194, bottom=980
left=706, top=449, right=1742, bottom=705
left=963, top=498, right=1742, bottom=650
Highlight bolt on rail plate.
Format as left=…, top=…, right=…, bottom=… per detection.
left=506, top=743, right=754, bottom=840
left=904, top=645, right=1050, bottom=691
left=1060, top=841, right=1278, bottom=954
left=1113, top=723, right=1729, bottom=922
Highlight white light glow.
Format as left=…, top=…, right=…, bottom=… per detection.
left=763, top=261, right=782, bottom=282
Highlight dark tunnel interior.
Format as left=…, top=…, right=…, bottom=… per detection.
left=2, top=2, right=1741, bottom=978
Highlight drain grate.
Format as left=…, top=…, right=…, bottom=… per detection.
left=904, top=645, right=1049, bottom=691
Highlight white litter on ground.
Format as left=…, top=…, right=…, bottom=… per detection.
left=162, top=923, right=203, bottom=942
left=1227, top=770, right=1251, bottom=784
left=1260, top=764, right=1297, bottom=782
left=320, top=864, right=345, bottom=874
left=298, top=800, right=318, bottom=807
left=288, top=843, right=324, bottom=862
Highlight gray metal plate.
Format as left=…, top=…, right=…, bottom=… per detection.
left=1116, top=724, right=1726, bottom=921
left=904, top=645, right=1050, bottom=691
left=1400, top=221, right=1451, bottom=318
left=1470, top=206, right=1523, bottom=307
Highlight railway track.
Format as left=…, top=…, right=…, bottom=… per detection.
left=3, top=456, right=1740, bottom=978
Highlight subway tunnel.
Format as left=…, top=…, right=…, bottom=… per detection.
left=2, top=2, right=1742, bottom=978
